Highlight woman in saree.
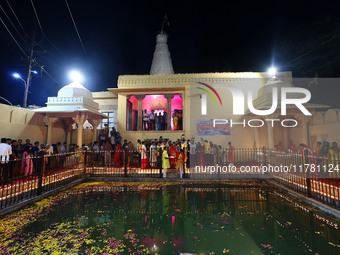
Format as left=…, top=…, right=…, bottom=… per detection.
left=141, top=141, right=149, bottom=168
left=329, top=142, right=340, bottom=177
left=227, top=142, right=235, bottom=166
left=172, top=110, right=179, bottom=130
left=114, top=143, right=122, bottom=167
left=168, top=142, right=177, bottom=168
left=176, top=149, right=184, bottom=179
left=149, top=141, right=157, bottom=168
left=22, top=145, right=33, bottom=176
left=178, top=110, right=183, bottom=130
left=155, top=113, right=161, bottom=131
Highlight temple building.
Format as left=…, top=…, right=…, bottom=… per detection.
left=104, top=31, right=329, bottom=148
left=33, top=82, right=107, bottom=147
left=0, top=31, right=336, bottom=149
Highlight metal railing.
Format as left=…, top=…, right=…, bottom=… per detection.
left=0, top=148, right=339, bottom=211
left=0, top=152, right=84, bottom=210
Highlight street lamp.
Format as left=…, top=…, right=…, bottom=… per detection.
left=69, top=70, right=83, bottom=83
left=13, top=73, right=26, bottom=83
left=12, top=71, right=37, bottom=108
left=268, top=67, right=277, bottom=79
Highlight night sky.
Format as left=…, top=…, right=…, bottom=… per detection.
left=0, top=0, right=339, bottom=106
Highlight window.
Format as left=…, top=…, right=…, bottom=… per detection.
left=100, top=112, right=114, bottom=129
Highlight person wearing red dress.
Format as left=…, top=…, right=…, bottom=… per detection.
left=227, top=142, right=235, bottom=166
left=169, top=142, right=177, bottom=168
left=114, top=143, right=122, bottom=167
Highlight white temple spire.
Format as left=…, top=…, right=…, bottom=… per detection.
left=150, top=32, right=174, bottom=75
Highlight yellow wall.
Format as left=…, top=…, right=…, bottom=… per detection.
left=113, top=72, right=291, bottom=147
left=0, top=104, right=65, bottom=145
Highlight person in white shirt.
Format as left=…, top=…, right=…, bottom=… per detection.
left=44, top=144, right=53, bottom=156
left=143, top=109, right=149, bottom=131
left=141, top=141, right=149, bottom=168
left=0, top=137, right=12, bottom=163
left=149, top=141, right=157, bottom=167
left=0, top=137, right=12, bottom=179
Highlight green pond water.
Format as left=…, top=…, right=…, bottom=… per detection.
left=1, top=182, right=340, bottom=254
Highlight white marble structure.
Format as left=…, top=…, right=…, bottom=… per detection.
left=150, top=32, right=174, bottom=75
left=34, top=82, right=107, bottom=146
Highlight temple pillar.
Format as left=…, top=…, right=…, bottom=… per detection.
left=296, top=115, right=312, bottom=146
left=164, top=94, right=175, bottom=130
left=135, top=95, right=144, bottom=131
left=89, top=119, right=102, bottom=144
left=66, top=126, right=73, bottom=149
left=253, top=127, right=260, bottom=148
left=266, top=114, right=279, bottom=149
left=62, top=119, right=75, bottom=149
left=44, top=116, right=58, bottom=145
left=73, top=113, right=88, bottom=147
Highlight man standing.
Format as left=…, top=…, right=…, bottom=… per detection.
left=127, top=141, right=134, bottom=167
left=227, top=142, right=234, bottom=166
left=11, top=140, right=18, bottom=159
left=25, top=139, right=32, bottom=147
left=163, top=111, right=168, bottom=130
left=31, top=141, right=40, bottom=156
left=102, top=139, right=112, bottom=166
left=17, top=139, right=25, bottom=154
left=60, top=142, right=67, bottom=154
left=114, top=132, right=122, bottom=145
left=136, top=139, right=142, bottom=163
left=162, top=147, right=170, bottom=178
left=149, top=110, right=155, bottom=131
left=0, top=138, right=12, bottom=179
left=143, top=109, right=149, bottom=131
left=190, top=139, right=197, bottom=167
left=0, top=138, right=12, bottom=163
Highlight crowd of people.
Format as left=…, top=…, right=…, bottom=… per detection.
left=141, top=109, right=183, bottom=131
left=2, top=125, right=340, bottom=180
left=94, top=127, right=236, bottom=178
left=0, top=137, right=76, bottom=178
left=274, top=140, right=340, bottom=157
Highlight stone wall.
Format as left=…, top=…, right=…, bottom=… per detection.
left=0, top=104, right=65, bottom=144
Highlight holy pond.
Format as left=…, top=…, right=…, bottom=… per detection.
left=0, top=182, right=339, bottom=254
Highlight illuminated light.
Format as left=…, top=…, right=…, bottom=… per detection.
left=13, top=73, right=21, bottom=78
left=69, top=70, right=84, bottom=83
left=268, top=67, right=277, bottom=77
left=31, top=70, right=38, bottom=74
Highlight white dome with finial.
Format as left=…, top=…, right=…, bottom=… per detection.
left=57, top=82, right=93, bottom=100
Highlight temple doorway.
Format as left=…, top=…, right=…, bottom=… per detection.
left=126, top=94, right=183, bottom=131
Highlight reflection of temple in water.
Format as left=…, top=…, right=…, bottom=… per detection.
left=42, top=185, right=339, bottom=254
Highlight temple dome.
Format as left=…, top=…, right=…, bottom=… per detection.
left=57, top=82, right=93, bottom=100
